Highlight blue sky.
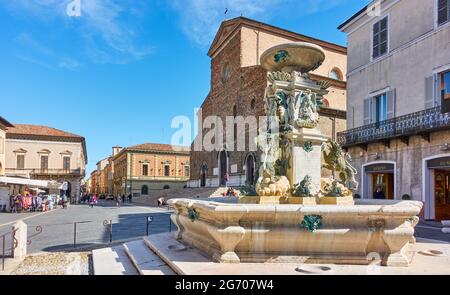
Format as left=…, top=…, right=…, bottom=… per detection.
left=0, top=0, right=368, bottom=175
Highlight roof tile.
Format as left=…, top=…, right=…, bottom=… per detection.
left=6, top=124, right=83, bottom=139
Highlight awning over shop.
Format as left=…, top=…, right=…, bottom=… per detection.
left=0, top=176, right=61, bottom=189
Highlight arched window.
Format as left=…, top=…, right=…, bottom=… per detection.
left=322, top=99, right=330, bottom=108
left=200, top=163, right=207, bottom=187
left=222, top=63, right=230, bottom=84
left=233, top=105, right=238, bottom=148
left=329, top=68, right=343, bottom=81
left=250, top=98, right=256, bottom=110
left=141, top=185, right=149, bottom=195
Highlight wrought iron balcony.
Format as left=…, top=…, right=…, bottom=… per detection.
left=337, top=106, right=450, bottom=147
left=30, top=168, right=85, bottom=176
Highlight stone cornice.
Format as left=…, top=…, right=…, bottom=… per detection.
left=112, top=148, right=190, bottom=162
left=309, top=73, right=347, bottom=90
left=209, top=17, right=347, bottom=58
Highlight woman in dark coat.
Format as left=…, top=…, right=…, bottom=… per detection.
left=373, top=186, right=386, bottom=200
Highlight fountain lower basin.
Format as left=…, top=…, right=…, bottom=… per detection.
left=169, top=199, right=423, bottom=267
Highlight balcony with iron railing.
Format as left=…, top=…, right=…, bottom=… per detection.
left=337, top=106, right=450, bottom=147
left=30, top=168, right=85, bottom=177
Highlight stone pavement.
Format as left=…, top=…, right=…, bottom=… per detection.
left=416, top=221, right=450, bottom=243
left=144, top=233, right=450, bottom=275
left=2, top=200, right=175, bottom=254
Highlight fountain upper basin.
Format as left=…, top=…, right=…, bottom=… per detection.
left=260, top=42, right=326, bottom=73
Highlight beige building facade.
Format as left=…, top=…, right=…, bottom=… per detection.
left=4, top=124, right=87, bottom=198
left=112, top=143, right=190, bottom=197
left=0, top=117, right=14, bottom=176
left=339, top=0, right=450, bottom=220
left=189, top=17, right=348, bottom=188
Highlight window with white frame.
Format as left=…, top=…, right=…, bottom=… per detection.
left=438, top=0, right=450, bottom=26
left=363, top=89, right=396, bottom=125
left=184, top=165, right=190, bottom=177
left=375, top=93, right=388, bottom=122
left=372, top=17, right=388, bottom=59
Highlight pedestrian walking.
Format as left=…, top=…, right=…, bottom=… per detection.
left=62, top=194, right=68, bottom=209
left=128, top=194, right=132, bottom=204
left=116, top=195, right=122, bottom=208
left=89, top=194, right=97, bottom=208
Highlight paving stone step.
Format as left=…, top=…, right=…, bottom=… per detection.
left=143, top=235, right=211, bottom=275
left=123, top=240, right=175, bottom=275
left=92, top=246, right=138, bottom=275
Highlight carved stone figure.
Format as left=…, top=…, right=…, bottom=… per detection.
left=320, top=177, right=352, bottom=197
left=293, top=175, right=319, bottom=198
left=295, top=90, right=320, bottom=128
left=256, top=169, right=291, bottom=197
left=322, top=141, right=359, bottom=191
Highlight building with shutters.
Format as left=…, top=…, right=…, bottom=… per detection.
left=338, top=0, right=450, bottom=221
left=111, top=143, right=190, bottom=197
left=4, top=124, right=87, bottom=199
left=0, top=117, right=14, bottom=176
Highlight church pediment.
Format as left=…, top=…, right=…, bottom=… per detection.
left=208, top=19, right=241, bottom=57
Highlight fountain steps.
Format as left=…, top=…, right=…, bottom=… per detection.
left=92, top=240, right=176, bottom=275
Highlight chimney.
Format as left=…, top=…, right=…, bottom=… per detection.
left=112, top=146, right=123, bottom=157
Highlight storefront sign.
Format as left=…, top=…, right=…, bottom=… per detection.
left=364, top=163, right=395, bottom=173
left=428, top=157, right=450, bottom=169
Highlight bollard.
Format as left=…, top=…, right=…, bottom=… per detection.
left=103, top=220, right=113, bottom=243
left=146, top=216, right=154, bottom=236
left=109, top=221, right=112, bottom=243
left=73, top=223, right=77, bottom=248
left=2, top=236, right=4, bottom=270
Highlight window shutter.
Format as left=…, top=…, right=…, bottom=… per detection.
left=387, top=89, right=396, bottom=119
left=363, top=97, right=371, bottom=125
left=438, top=0, right=448, bottom=25
left=425, top=76, right=435, bottom=109
left=436, top=73, right=442, bottom=107
left=370, top=97, right=376, bottom=123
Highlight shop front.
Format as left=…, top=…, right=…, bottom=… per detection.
left=362, top=162, right=396, bottom=200
left=423, top=155, right=450, bottom=221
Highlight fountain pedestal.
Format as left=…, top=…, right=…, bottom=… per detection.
left=287, top=128, right=328, bottom=194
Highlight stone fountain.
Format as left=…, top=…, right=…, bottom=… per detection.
left=169, top=42, right=423, bottom=267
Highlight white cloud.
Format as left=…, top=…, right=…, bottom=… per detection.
left=58, top=58, right=80, bottom=70
left=15, top=32, right=81, bottom=70
left=169, top=0, right=347, bottom=46
left=4, top=0, right=153, bottom=65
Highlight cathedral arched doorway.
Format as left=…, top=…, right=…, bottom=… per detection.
left=245, top=154, right=256, bottom=185
left=218, top=149, right=229, bottom=187
left=200, top=163, right=207, bottom=187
